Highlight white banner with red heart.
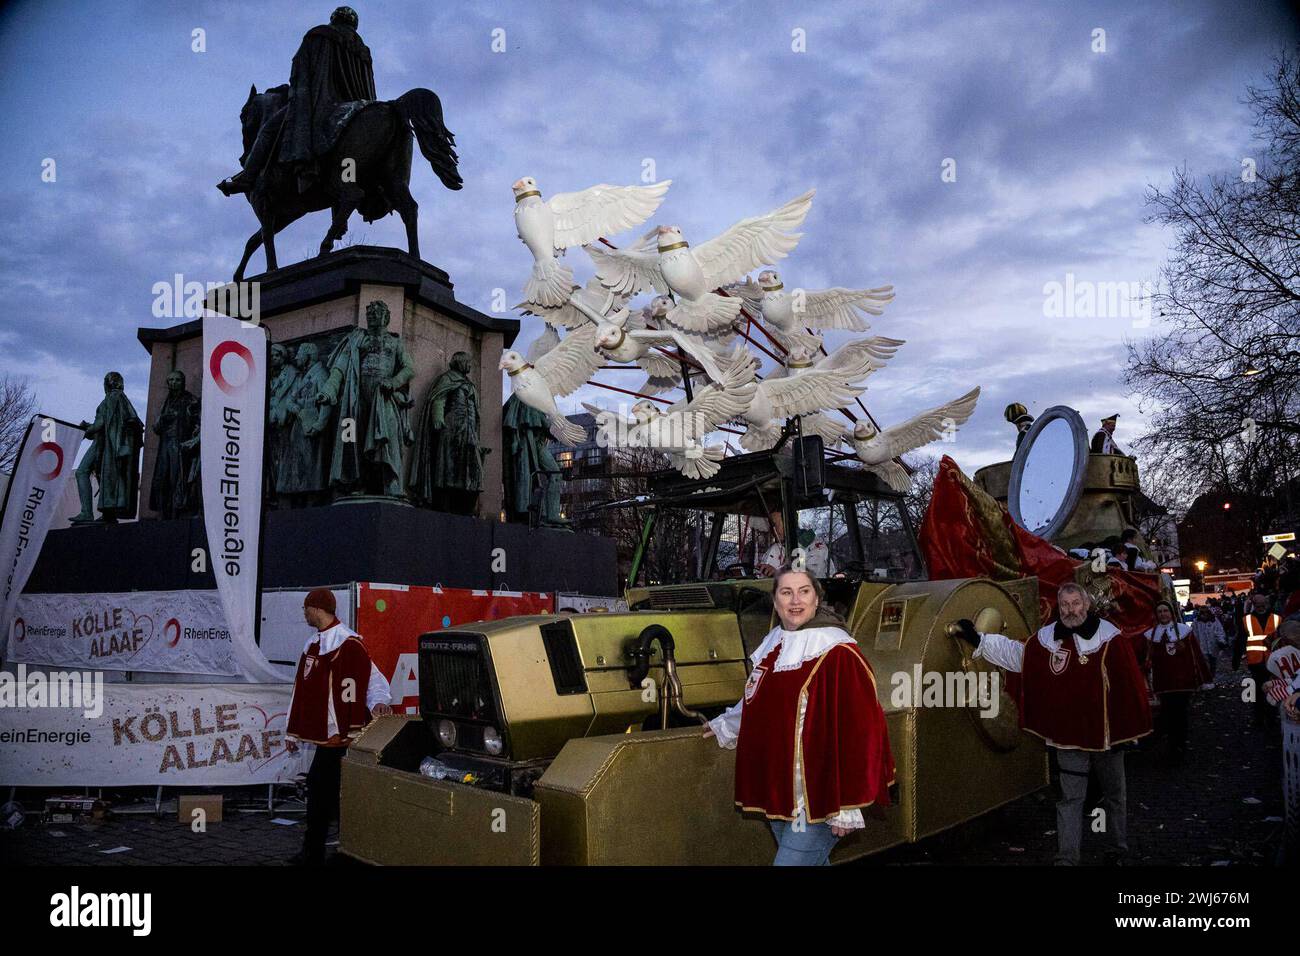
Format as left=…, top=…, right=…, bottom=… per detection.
left=0, top=681, right=309, bottom=786
left=8, top=590, right=238, bottom=675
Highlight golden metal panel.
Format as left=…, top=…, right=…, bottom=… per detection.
left=534, top=728, right=775, bottom=865
left=340, top=718, right=540, bottom=866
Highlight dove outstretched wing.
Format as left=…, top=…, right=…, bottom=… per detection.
left=691, top=190, right=814, bottom=289
left=800, top=286, right=896, bottom=330
left=815, top=336, right=906, bottom=381
left=525, top=325, right=561, bottom=364
left=534, top=324, right=602, bottom=398
left=586, top=228, right=666, bottom=298
left=761, top=366, right=864, bottom=420
left=868, top=387, right=981, bottom=460
left=548, top=180, right=672, bottom=252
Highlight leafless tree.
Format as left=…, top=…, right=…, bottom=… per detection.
left=0, top=376, right=37, bottom=473
left=902, top=454, right=940, bottom=530
left=1126, top=49, right=1300, bottom=525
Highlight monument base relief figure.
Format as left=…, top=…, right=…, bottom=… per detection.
left=409, top=350, right=485, bottom=515
left=72, top=371, right=144, bottom=525
left=315, top=300, right=414, bottom=500
left=148, top=369, right=201, bottom=519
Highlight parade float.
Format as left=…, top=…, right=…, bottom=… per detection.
left=335, top=180, right=1170, bottom=867
left=0, top=7, right=1167, bottom=864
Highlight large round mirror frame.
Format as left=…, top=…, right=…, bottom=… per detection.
left=1006, top=405, right=1089, bottom=541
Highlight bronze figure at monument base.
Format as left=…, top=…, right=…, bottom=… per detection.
left=72, top=371, right=144, bottom=525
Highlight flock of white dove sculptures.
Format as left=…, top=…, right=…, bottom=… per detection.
left=502, top=178, right=981, bottom=485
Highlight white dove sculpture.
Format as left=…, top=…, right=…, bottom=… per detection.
left=586, top=190, right=814, bottom=312
left=513, top=177, right=671, bottom=307
left=499, top=323, right=603, bottom=445
left=736, top=362, right=871, bottom=452
left=844, top=387, right=981, bottom=491
left=585, top=403, right=726, bottom=481
left=517, top=276, right=628, bottom=330
left=729, top=269, right=895, bottom=334
left=603, top=358, right=757, bottom=479
left=773, top=335, right=906, bottom=382
left=594, top=322, right=733, bottom=389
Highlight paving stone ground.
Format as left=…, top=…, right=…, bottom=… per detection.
left=1, top=664, right=1285, bottom=866
left=870, top=664, right=1285, bottom=866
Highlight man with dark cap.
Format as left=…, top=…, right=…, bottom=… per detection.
left=1090, top=414, right=1123, bottom=455
left=1004, top=403, right=1034, bottom=449
left=286, top=587, right=391, bottom=865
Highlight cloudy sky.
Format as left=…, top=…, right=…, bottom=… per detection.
left=0, top=0, right=1295, bottom=474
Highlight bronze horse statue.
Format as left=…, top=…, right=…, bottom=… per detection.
left=225, top=84, right=462, bottom=281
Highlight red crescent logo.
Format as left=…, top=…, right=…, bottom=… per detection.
left=165, top=617, right=181, bottom=647
left=13, top=618, right=24, bottom=643
left=209, top=340, right=256, bottom=395
left=34, top=442, right=63, bottom=480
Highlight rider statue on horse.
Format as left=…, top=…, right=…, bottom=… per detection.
left=217, top=6, right=462, bottom=280
left=219, top=5, right=376, bottom=197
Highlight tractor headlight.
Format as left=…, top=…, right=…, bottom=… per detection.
left=437, top=719, right=457, bottom=748
left=483, top=726, right=504, bottom=756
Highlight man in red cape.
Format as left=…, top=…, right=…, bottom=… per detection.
left=956, top=584, right=1151, bottom=864
left=286, top=588, right=392, bottom=865
left=922, top=456, right=1157, bottom=864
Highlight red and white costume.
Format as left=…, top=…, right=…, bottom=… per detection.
left=287, top=619, right=391, bottom=746
left=975, top=617, right=1152, bottom=751
left=1265, top=644, right=1300, bottom=706
left=1268, top=644, right=1300, bottom=686
left=1143, top=621, right=1211, bottom=693
left=709, top=624, right=895, bottom=828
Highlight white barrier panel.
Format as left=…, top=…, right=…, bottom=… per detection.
left=555, top=593, right=628, bottom=613
left=9, top=590, right=238, bottom=676
left=0, top=681, right=309, bottom=786
left=259, top=587, right=353, bottom=667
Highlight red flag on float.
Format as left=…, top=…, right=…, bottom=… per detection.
left=201, top=312, right=282, bottom=681
left=0, top=415, right=83, bottom=643
left=919, top=455, right=1162, bottom=642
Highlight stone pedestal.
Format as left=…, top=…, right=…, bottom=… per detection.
left=136, top=246, right=517, bottom=519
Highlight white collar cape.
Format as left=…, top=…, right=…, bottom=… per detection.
left=750, top=625, right=857, bottom=672
left=306, top=621, right=359, bottom=655
left=1036, top=618, right=1120, bottom=654
left=1145, top=622, right=1189, bottom=642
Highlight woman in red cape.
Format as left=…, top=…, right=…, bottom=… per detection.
left=705, top=566, right=895, bottom=865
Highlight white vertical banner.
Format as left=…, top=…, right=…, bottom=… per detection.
left=0, top=415, right=83, bottom=644
left=201, top=313, right=286, bottom=682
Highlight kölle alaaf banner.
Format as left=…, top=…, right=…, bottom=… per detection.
left=8, top=590, right=238, bottom=676
left=0, top=681, right=308, bottom=786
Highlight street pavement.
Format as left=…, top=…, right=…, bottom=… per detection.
left=1, top=664, right=1285, bottom=866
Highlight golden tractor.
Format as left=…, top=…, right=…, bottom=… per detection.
left=340, top=446, right=1049, bottom=865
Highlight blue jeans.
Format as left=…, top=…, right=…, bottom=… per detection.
left=769, top=818, right=840, bottom=866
